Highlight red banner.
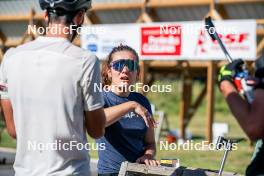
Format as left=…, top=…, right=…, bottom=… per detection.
left=141, top=25, right=182, bottom=56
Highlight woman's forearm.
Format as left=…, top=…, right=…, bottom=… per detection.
left=104, top=101, right=137, bottom=127
left=144, top=143, right=156, bottom=157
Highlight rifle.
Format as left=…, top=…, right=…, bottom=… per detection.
left=205, top=16, right=254, bottom=103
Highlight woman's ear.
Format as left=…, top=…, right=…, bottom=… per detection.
left=107, top=67, right=112, bottom=80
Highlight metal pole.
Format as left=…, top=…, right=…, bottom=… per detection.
left=218, top=149, right=229, bottom=176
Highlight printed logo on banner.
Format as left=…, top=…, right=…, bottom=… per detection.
left=85, top=34, right=98, bottom=52
left=195, top=29, right=250, bottom=55
left=101, top=40, right=126, bottom=54
left=84, top=33, right=127, bottom=58
left=141, top=26, right=182, bottom=55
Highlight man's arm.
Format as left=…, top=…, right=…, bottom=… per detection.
left=1, top=99, right=16, bottom=139
left=220, top=81, right=264, bottom=141
left=81, top=56, right=106, bottom=139
left=84, top=108, right=106, bottom=139
left=0, top=51, right=15, bottom=138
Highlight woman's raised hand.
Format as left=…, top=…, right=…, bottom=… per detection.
left=133, top=102, right=157, bottom=128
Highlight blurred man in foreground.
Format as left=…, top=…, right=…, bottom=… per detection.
left=218, top=59, right=264, bottom=175
left=0, top=0, right=106, bottom=175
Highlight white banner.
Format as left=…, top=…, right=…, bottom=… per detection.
left=81, top=20, right=256, bottom=60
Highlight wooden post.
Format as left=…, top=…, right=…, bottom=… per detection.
left=206, top=61, right=215, bottom=143
left=137, top=0, right=151, bottom=93
left=74, top=10, right=100, bottom=46
left=209, top=0, right=215, bottom=17
left=136, top=0, right=153, bottom=23
left=179, top=63, right=185, bottom=139
left=257, top=37, right=264, bottom=57
left=0, top=49, right=3, bottom=62
left=20, top=8, right=36, bottom=44
left=179, top=68, right=192, bottom=139
left=187, top=86, right=207, bottom=127
left=139, top=61, right=149, bottom=87
left=87, top=11, right=101, bottom=24
left=0, top=29, right=7, bottom=62
left=207, top=0, right=223, bottom=20
left=179, top=75, right=186, bottom=140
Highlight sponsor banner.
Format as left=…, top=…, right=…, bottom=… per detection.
left=81, top=20, right=256, bottom=60
left=141, top=25, right=181, bottom=56
left=81, top=24, right=139, bottom=59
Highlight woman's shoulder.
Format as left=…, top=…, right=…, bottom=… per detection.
left=102, top=90, right=115, bottom=107
left=102, top=90, right=129, bottom=106
left=102, top=90, right=109, bottom=96
left=102, top=90, right=116, bottom=101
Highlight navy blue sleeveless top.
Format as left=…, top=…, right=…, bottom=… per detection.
left=97, top=91, right=152, bottom=174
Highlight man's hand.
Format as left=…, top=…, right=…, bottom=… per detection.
left=136, top=154, right=160, bottom=166
left=218, top=59, right=244, bottom=85
left=219, top=80, right=237, bottom=98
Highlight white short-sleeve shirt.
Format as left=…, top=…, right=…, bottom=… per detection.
left=0, top=36, right=104, bottom=176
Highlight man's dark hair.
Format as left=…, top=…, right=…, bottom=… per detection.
left=47, top=8, right=82, bottom=25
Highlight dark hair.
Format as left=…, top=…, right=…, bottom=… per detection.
left=46, top=9, right=85, bottom=41
left=47, top=8, right=81, bottom=25
left=102, top=45, right=140, bottom=86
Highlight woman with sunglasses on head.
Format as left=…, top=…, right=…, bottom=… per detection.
left=97, top=45, right=159, bottom=176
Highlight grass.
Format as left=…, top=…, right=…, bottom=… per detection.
left=154, top=113, right=253, bottom=174
left=0, top=80, right=255, bottom=174
left=0, top=129, right=16, bottom=148
left=148, top=80, right=254, bottom=174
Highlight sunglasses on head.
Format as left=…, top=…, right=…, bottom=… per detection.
left=110, top=59, right=139, bottom=72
